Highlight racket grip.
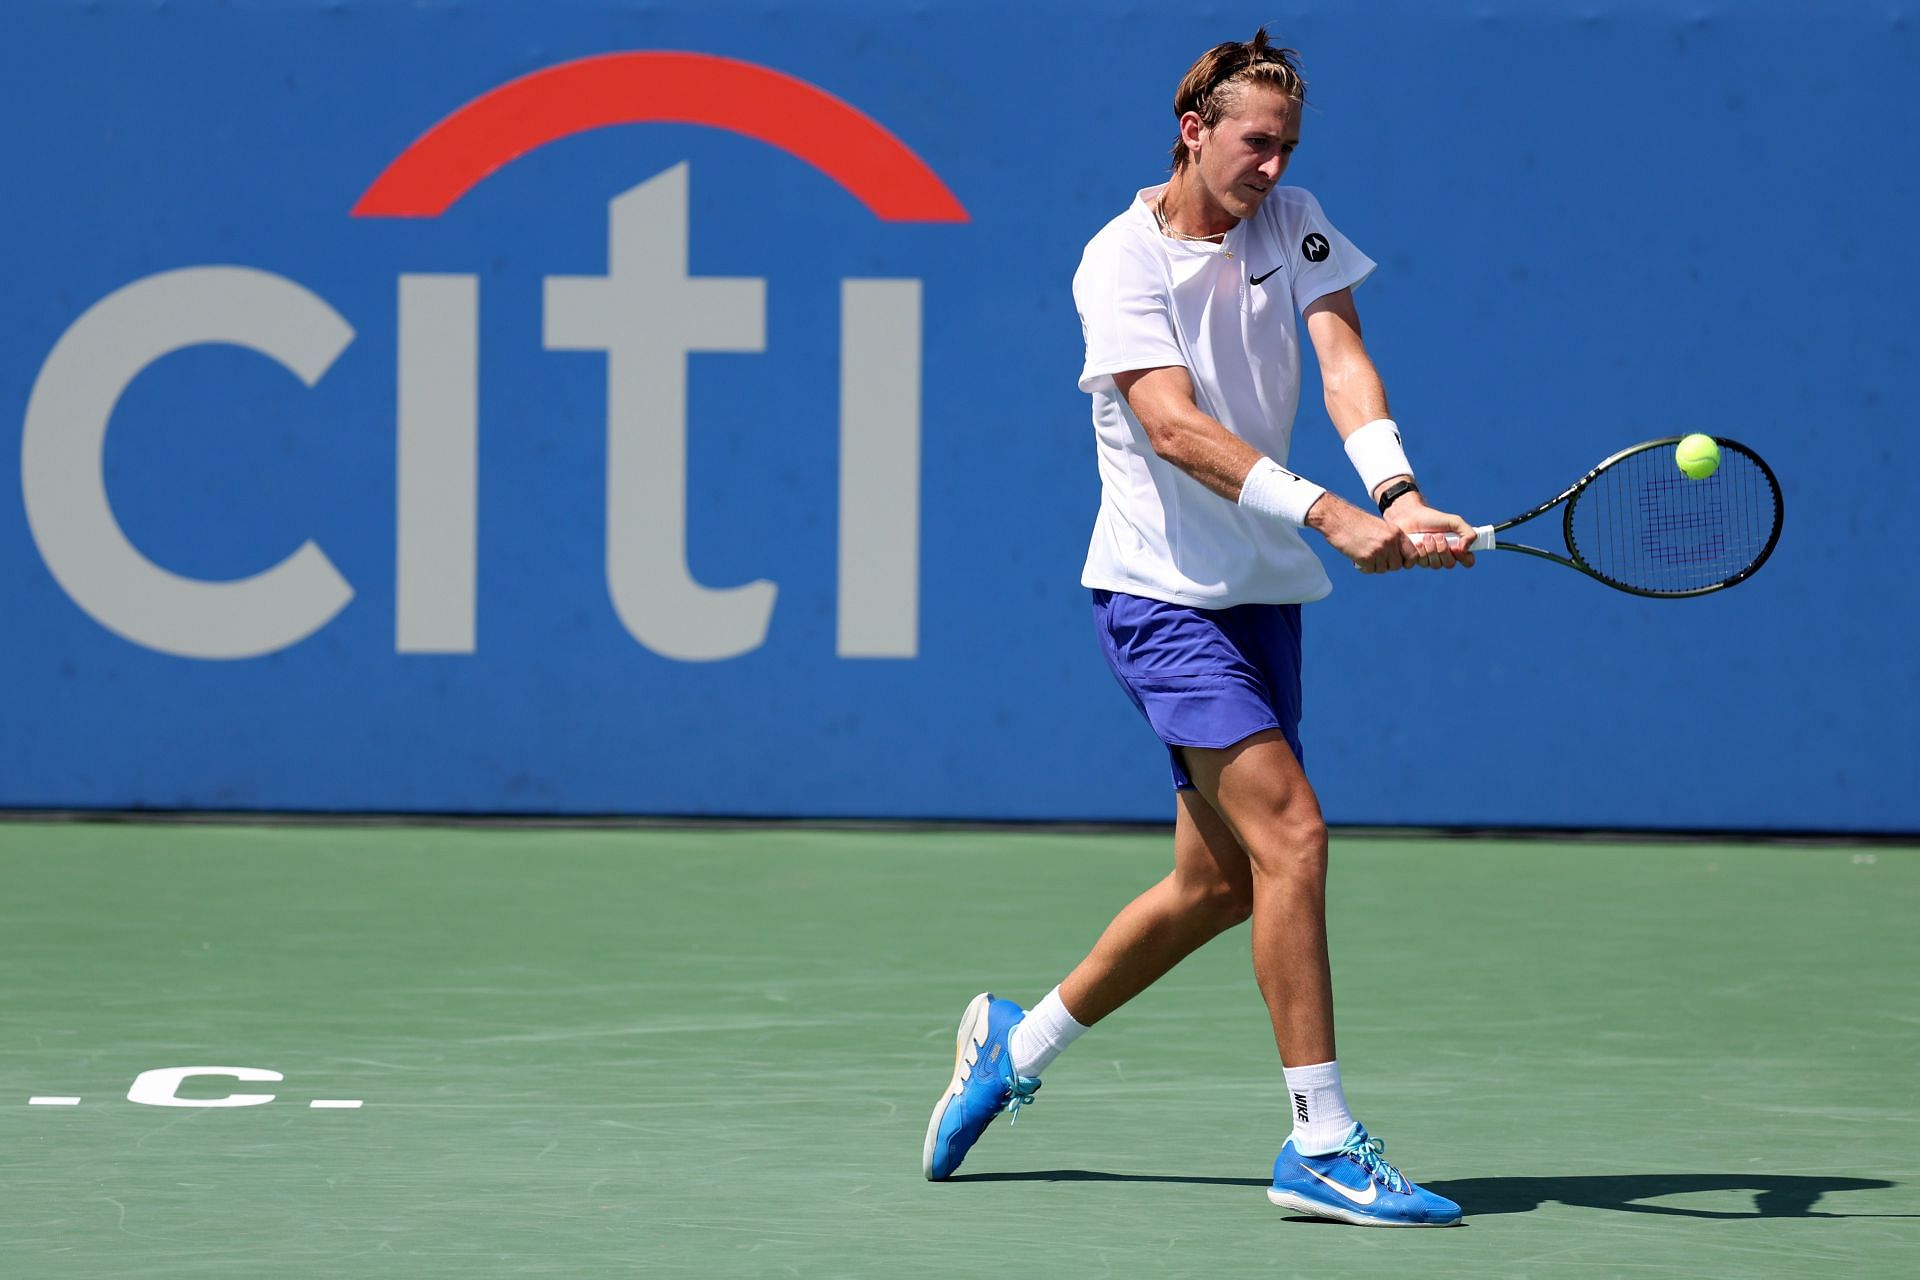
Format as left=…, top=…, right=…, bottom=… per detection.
left=1407, top=525, right=1496, bottom=551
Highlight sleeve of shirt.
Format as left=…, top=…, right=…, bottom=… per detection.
left=1282, top=188, right=1377, bottom=313
left=1074, top=231, right=1187, bottom=393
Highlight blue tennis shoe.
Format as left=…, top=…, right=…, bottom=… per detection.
left=923, top=992, right=1040, bottom=1180
left=1267, top=1123, right=1462, bottom=1226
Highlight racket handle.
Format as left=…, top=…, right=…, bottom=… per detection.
left=1406, top=525, right=1497, bottom=551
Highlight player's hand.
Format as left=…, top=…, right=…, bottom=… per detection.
left=1386, top=495, right=1478, bottom=568
left=1306, top=494, right=1418, bottom=573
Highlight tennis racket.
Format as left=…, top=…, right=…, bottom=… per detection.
left=1416, top=437, right=1783, bottom=597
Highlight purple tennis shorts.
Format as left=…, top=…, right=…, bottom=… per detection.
left=1091, top=588, right=1304, bottom=791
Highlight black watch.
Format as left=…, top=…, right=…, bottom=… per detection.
left=1376, top=479, right=1420, bottom=514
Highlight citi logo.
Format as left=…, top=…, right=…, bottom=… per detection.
left=21, top=53, right=965, bottom=662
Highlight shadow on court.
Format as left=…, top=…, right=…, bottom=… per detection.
left=1425, top=1174, right=1903, bottom=1219
left=953, top=1171, right=1905, bottom=1219
left=948, top=1170, right=1268, bottom=1188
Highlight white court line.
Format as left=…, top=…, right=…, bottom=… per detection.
left=309, top=1100, right=363, bottom=1109
left=29, top=1097, right=82, bottom=1106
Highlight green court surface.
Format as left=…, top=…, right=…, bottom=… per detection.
left=2, top=820, right=1916, bottom=1278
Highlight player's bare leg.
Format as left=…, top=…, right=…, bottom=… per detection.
left=1179, top=730, right=1334, bottom=1064
left=926, top=787, right=1254, bottom=1179
left=1183, top=728, right=1460, bottom=1225
left=1057, top=788, right=1254, bottom=1025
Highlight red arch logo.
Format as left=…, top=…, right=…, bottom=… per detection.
left=353, top=52, right=968, bottom=222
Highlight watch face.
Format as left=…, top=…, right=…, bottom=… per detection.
left=1379, top=481, right=1418, bottom=512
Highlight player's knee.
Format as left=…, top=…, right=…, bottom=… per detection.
left=1174, top=869, right=1253, bottom=929
left=1202, top=875, right=1255, bottom=927
left=1246, top=810, right=1327, bottom=883
left=1213, top=881, right=1255, bottom=927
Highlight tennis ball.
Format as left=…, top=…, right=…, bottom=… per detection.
left=1675, top=433, right=1720, bottom=479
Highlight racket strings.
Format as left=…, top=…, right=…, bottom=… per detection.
left=1567, top=444, right=1780, bottom=594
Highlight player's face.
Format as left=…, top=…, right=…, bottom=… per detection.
left=1192, top=85, right=1300, bottom=221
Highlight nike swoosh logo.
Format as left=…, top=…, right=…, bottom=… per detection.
left=1303, top=1164, right=1378, bottom=1205
left=1250, top=266, right=1283, bottom=285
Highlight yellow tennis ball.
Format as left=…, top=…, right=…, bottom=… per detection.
left=1675, top=433, right=1720, bottom=479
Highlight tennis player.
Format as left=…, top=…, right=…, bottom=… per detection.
left=923, top=31, right=1472, bottom=1227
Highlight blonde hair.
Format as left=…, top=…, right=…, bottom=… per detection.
left=1169, top=29, right=1307, bottom=171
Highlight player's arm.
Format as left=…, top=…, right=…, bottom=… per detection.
left=1114, top=365, right=1414, bottom=574
left=1302, top=288, right=1475, bottom=567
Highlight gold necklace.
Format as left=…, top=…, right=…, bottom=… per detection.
left=1154, top=192, right=1233, bottom=256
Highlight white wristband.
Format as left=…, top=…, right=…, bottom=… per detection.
left=1344, top=418, right=1414, bottom=496
left=1238, top=457, right=1328, bottom=526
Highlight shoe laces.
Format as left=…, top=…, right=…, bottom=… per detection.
left=1339, top=1130, right=1408, bottom=1195
left=1006, top=1076, right=1041, bottom=1125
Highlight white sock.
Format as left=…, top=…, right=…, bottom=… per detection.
left=1006, top=986, right=1088, bottom=1078
left=1282, top=1060, right=1356, bottom=1155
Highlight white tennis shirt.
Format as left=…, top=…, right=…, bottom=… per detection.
left=1074, top=184, right=1375, bottom=606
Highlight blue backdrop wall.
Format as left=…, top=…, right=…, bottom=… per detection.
left=3, top=1, right=1914, bottom=832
